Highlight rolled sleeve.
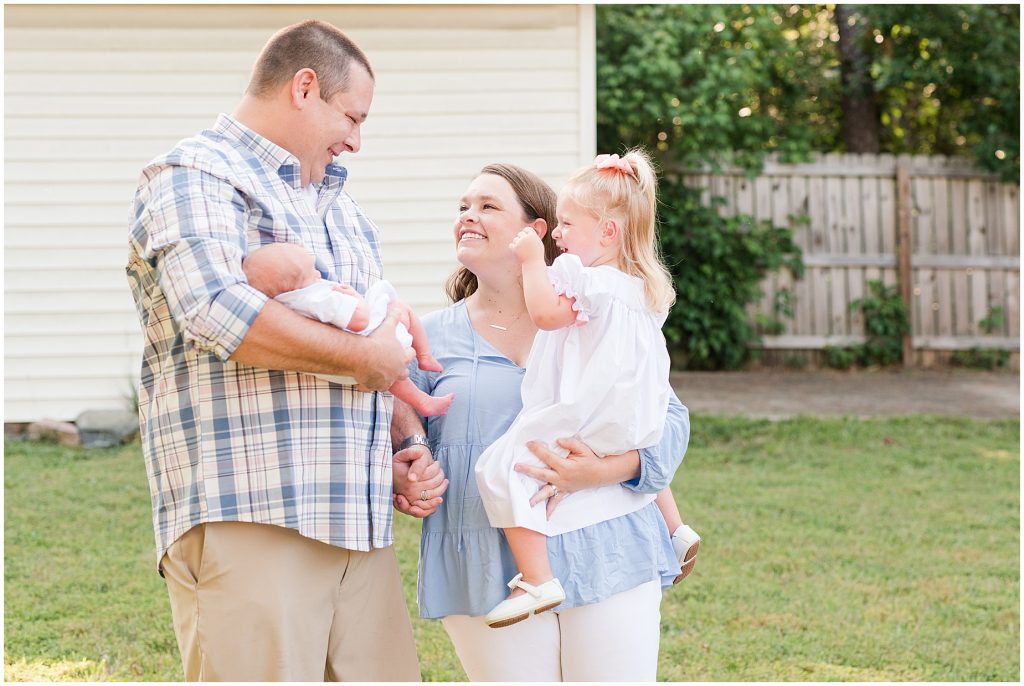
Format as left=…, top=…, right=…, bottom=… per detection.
left=135, top=164, right=268, bottom=359
left=623, top=390, right=690, bottom=493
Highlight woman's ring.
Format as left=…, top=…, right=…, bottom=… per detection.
left=550, top=484, right=559, bottom=497
left=420, top=489, right=429, bottom=501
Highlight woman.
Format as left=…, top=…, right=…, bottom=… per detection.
left=392, top=163, right=690, bottom=681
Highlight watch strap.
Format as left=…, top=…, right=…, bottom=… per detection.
left=397, top=434, right=430, bottom=453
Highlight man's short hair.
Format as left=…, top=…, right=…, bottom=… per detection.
left=247, top=20, right=374, bottom=102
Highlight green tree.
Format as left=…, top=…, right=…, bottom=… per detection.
left=860, top=4, right=1020, bottom=180
left=597, top=4, right=838, bottom=172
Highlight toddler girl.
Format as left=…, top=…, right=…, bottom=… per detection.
left=474, top=150, right=700, bottom=628
left=243, top=242, right=453, bottom=416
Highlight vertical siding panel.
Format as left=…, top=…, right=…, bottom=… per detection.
left=4, top=4, right=588, bottom=421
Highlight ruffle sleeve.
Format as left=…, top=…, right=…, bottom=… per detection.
left=547, top=253, right=594, bottom=325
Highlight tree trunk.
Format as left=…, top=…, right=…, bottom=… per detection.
left=837, top=5, right=881, bottom=153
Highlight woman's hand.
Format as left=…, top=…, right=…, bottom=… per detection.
left=392, top=445, right=448, bottom=518
left=514, top=438, right=641, bottom=518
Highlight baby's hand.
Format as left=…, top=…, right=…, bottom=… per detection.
left=333, top=283, right=363, bottom=300
left=510, top=227, right=545, bottom=264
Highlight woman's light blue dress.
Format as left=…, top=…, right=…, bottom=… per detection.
left=409, top=300, right=691, bottom=619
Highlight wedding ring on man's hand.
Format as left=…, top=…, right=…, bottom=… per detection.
left=550, top=484, right=559, bottom=497
left=420, top=489, right=429, bottom=501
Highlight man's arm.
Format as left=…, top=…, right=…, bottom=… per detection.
left=390, top=397, right=447, bottom=517
left=134, top=164, right=410, bottom=390
left=231, top=299, right=411, bottom=391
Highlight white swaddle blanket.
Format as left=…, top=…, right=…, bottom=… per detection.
left=275, top=279, right=411, bottom=385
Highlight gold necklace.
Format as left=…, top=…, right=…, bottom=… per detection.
left=488, top=310, right=524, bottom=331
left=473, top=297, right=525, bottom=332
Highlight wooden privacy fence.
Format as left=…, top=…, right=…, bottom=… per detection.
left=679, top=153, right=1020, bottom=364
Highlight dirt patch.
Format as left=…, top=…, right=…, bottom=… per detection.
left=670, top=368, right=1019, bottom=419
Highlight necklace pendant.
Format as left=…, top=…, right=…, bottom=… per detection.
left=488, top=324, right=508, bottom=331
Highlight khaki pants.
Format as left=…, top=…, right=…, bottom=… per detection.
left=160, top=521, right=421, bottom=681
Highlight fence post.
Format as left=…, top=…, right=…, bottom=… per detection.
left=896, top=160, right=914, bottom=366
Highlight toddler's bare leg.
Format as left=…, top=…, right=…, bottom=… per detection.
left=389, top=379, right=453, bottom=417
left=655, top=487, right=684, bottom=533
left=503, top=527, right=554, bottom=597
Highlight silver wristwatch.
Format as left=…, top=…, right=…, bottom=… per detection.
left=397, top=434, right=430, bottom=454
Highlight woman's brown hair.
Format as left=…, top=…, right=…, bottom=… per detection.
left=445, top=164, right=560, bottom=303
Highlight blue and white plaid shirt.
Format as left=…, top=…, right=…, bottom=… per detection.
left=127, top=114, right=395, bottom=565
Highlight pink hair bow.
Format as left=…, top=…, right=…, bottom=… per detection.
left=593, top=153, right=634, bottom=175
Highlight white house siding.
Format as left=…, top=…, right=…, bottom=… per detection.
left=4, top=4, right=596, bottom=422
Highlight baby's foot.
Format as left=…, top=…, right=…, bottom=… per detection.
left=418, top=393, right=454, bottom=417
left=417, top=353, right=444, bottom=373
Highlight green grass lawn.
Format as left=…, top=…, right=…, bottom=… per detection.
left=4, top=416, right=1019, bottom=681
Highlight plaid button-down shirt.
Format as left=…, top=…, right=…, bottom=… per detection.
left=128, top=114, right=395, bottom=565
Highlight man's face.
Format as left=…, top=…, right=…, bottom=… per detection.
left=300, top=65, right=374, bottom=185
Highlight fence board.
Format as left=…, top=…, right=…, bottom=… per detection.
left=935, top=268, right=953, bottom=338
left=1007, top=271, right=1020, bottom=338
left=879, top=177, right=897, bottom=256
left=988, top=269, right=1008, bottom=336
left=913, top=176, right=935, bottom=254
left=825, top=176, right=844, bottom=254
left=916, top=268, right=936, bottom=336
left=861, top=176, right=879, bottom=254
left=932, top=176, right=951, bottom=254
left=674, top=153, right=1017, bottom=359
left=755, top=176, right=772, bottom=222
left=808, top=176, right=827, bottom=253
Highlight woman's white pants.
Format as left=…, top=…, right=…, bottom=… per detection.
left=441, top=579, right=662, bottom=682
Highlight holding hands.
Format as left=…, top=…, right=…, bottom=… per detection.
left=392, top=444, right=448, bottom=518
left=509, top=227, right=545, bottom=264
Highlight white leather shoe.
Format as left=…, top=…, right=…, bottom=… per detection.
left=485, top=573, right=566, bottom=628
left=671, top=524, right=701, bottom=584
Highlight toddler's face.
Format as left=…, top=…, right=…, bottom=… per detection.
left=552, top=197, right=605, bottom=267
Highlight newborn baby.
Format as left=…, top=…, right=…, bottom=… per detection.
left=243, top=243, right=454, bottom=416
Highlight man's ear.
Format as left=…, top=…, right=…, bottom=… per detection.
left=600, top=218, right=619, bottom=246
left=530, top=217, right=548, bottom=240
left=290, top=68, right=318, bottom=109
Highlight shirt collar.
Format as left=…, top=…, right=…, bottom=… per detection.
left=212, top=113, right=349, bottom=191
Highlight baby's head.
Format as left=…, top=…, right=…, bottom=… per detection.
left=557, top=148, right=675, bottom=312
left=243, top=243, right=321, bottom=298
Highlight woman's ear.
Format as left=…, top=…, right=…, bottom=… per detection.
left=600, top=218, right=619, bottom=246
left=530, top=217, right=548, bottom=240
left=290, top=68, right=317, bottom=109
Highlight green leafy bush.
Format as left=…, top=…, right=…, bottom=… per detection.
left=824, top=280, right=910, bottom=368
left=659, top=181, right=803, bottom=370
left=950, top=348, right=1011, bottom=370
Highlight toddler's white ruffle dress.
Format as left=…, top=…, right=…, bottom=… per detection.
left=475, top=253, right=672, bottom=535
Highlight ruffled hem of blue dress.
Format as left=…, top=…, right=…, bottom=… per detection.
left=416, top=501, right=679, bottom=619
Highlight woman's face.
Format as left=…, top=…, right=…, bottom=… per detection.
left=454, top=173, right=530, bottom=278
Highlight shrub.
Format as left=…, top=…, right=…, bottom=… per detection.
left=950, top=348, right=1011, bottom=370
left=659, top=180, right=803, bottom=370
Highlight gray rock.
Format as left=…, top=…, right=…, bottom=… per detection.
left=75, top=409, right=140, bottom=448
left=27, top=418, right=81, bottom=446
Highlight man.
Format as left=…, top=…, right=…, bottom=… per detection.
left=127, top=20, right=437, bottom=681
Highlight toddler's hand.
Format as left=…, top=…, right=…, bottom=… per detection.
left=509, top=227, right=545, bottom=264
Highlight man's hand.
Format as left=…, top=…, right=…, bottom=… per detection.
left=353, top=304, right=415, bottom=391
left=393, top=445, right=448, bottom=518
left=509, top=227, right=546, bottom=264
